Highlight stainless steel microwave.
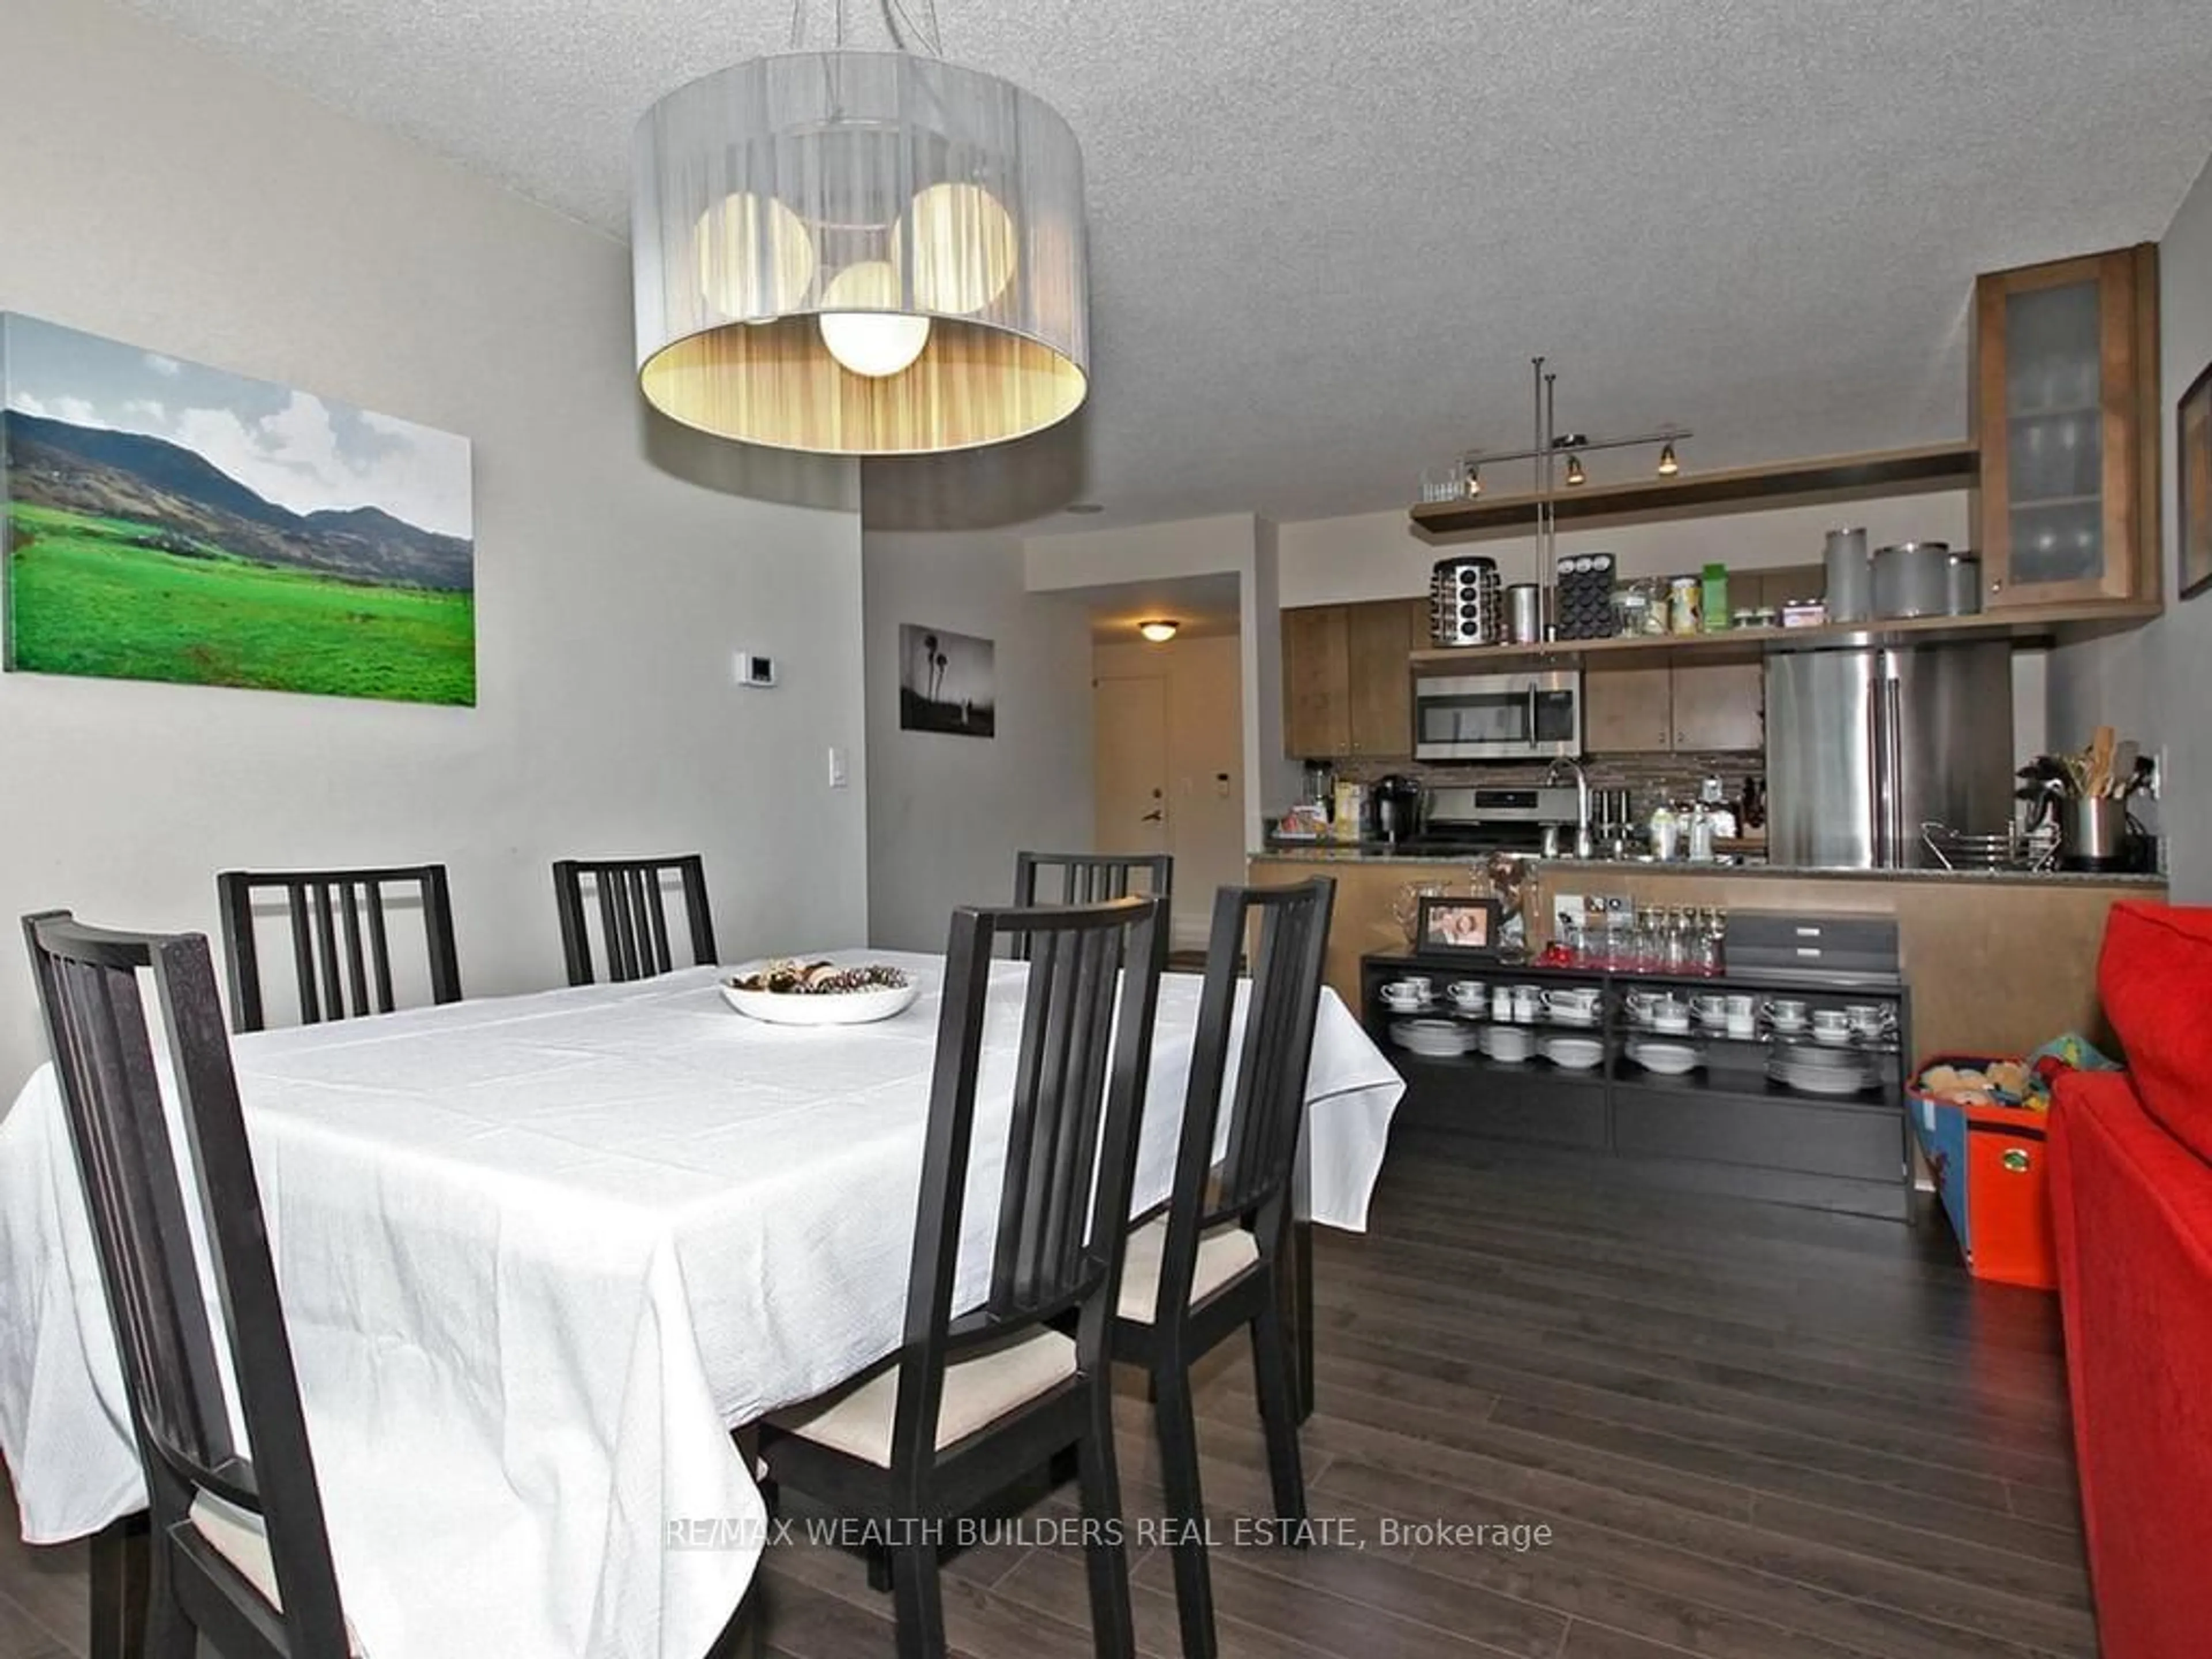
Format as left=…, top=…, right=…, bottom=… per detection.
left=1412, top=669, right=1582, bottom=762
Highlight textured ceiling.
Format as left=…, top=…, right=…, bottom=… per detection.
left=113, top=0, right=2212, bottom=533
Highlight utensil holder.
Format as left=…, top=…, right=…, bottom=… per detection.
left=2059, top=797, right=2128, bottom=867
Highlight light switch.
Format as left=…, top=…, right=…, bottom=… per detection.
left=827, top=747, right=848, bottom=789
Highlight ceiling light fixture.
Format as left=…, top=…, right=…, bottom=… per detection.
left=631, top=1, right=1090, bottom=454
left=1138, top=620, right=1180, bottom=643
left=1446, top=358, right=1696, bottom=639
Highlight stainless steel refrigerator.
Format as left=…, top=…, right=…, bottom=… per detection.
left=1766, top=642, right=2016, bottom=869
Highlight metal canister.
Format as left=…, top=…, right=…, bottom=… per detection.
left=1871, top=541, right=1953, bottom=619
left=1944, top=550, right=1984, bottom=616
left=1667, top=576, right=1703, bottom=635
left=1824, top=527, right=1872, bottom=622
left=1505, top=583, right=1543, bottom=643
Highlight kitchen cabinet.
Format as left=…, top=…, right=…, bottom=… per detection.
left=1972, top=243, right=2161, bottom=608
left=1280, top=599, right=1423, bottom=758
left=1281, top=606, right=1350, bottom=757
left=1671, top=661, right=1765, bottom=751
left=1582, top=666, right=1673, bottom=752
left=1583, top=661, right=1764, bottom=755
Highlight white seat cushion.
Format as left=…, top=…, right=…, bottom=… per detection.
left=770, top=1327, right=1077, bottom=1468
left=1117, top=1215, right=1260, bottom=1323
left=187, top=1490, right=365, bottom=1654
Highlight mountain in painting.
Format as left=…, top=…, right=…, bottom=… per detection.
left=1, top=411, right=472, bottom=591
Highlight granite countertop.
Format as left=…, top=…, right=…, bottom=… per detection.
left=1252, top=844, right=2168, bottom=887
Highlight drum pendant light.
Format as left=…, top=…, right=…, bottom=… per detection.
left=632, top=19, right=1090, bottom=456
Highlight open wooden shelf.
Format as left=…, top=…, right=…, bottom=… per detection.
left=1406, top=598, right=2164, bottom=671
left=1408, top=442, right=1980, bottom=539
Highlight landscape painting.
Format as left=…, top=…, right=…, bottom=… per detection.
left=2, top=315, right=474, bottom=704
left=898, top=623, right=995, bottom=738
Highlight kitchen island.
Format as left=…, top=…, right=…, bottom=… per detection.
left=1251, top=850, right=2164, bottom=1060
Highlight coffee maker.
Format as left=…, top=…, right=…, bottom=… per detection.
left=1368, top=775, right=1425, bottom=846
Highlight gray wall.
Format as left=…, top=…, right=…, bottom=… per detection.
left=862, top=531, right=1096, bottom=950
left=2047, top=149, right=2212, bottom=899
left=0, top=0, right=869, bottom=1090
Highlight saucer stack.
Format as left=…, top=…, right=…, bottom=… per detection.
left=1393, top=1018, right=1478, bottom=1058
left=1769, top=1046, right=1878, bottom=1096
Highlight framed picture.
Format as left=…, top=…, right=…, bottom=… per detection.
left=897, top=623, right=995, bottom=738
left=1415, top=895, right=1502, bottom=958
left=2, top=312, right=475, bottom=704
left=2181, top=358, right=2212, bottom=602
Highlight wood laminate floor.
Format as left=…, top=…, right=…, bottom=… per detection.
left=0, top=1132, right=2094, bottom=1658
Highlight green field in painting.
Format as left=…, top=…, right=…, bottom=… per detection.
left=4, top=503, right=475, bottom=705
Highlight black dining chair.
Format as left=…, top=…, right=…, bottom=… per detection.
left=1010, top=853, right=1172, bottom=962
left=1111, top=876, right=1335, bottom=1659
left=215, top=865, right=461, bottom=1034
left=759, top=895, right=1167, bottom=1659
left=551, top=854, right=718, bottom=985
left=22, top=910, right=354, bottom=1658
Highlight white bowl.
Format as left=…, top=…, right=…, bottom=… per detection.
left=1483, top=1027, right=1535, bottom=1063
left=1630, top=1041, right=1703, bottom=1075
left=1543, top=1036, right=1604, bottom=1070
left=719, top=973, right=919, bottom=1027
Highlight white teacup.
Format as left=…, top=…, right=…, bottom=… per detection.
left=1811, top=1009, right=1852, bottom=1041
left=1544, top=987, right=1601, bottom=1018
left=1725, top=993, right=1756, bottom=1020
left=1690, top=993, right=1729, bottom=1025
left=1382, top=979, right=1430, bottom=1005
left=1624, top=990, right=1663, bottom=1022
left=1512, top=987, right=1542, bottom=1022
left=1765, top=998, right=1809, bottom=1031
left=1653, top=1005, right=1692, bottom=1034
left=1845, top=1003, right=1884, bottom=1036
left=1725, top=1012, right=1758, bottom=1039
left=1448, top=980, right=1487, bottom=1008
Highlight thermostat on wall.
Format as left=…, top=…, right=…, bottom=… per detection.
left=734, top=652, right=777, bottom=688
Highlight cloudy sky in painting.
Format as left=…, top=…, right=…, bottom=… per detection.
left=2, top=315, right=471, bottom=540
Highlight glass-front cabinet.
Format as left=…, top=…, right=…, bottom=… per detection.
left=1972, top=243, right=2161, bottom=608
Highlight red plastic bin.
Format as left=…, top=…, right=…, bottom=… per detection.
left=1907, top=1056, right=2058, bottom=1291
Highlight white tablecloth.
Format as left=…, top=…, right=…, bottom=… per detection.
left=0, top=953, right=1401, bottom=1659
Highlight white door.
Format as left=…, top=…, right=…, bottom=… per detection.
left=1094, top=675, right=1169, bottom=858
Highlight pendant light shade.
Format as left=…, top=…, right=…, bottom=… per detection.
left=632, top=51, right=1089, bottom=454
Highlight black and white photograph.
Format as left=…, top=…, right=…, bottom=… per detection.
left=898, top=623, right=995, bottom=738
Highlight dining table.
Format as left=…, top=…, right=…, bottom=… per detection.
left=0, top=948, right=1403, bottom=1659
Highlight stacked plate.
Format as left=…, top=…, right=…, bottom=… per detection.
left=1770, top=1044, right=1878, bottom=1097
left=1393, top=1018, right=1478, bottom=1058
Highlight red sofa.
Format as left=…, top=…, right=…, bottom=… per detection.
left=2050, top=901, right=2212, bottom=1659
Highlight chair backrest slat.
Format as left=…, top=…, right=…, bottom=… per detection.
left=1010, top=853, right=1173, bottom=962
left=22, top=911, right=350, bottom=1652
left=552, top=855, right=717, bottom=986
left=1144, top=879, right=1335, bottom=1323
left=218, top=865, right=461, bottom=1034
left=893, top=895, right=1164, bottom=1466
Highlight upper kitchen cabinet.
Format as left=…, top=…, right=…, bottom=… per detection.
left=1584, top=662, right=1764, bottom=755
left=1280, top=599, right=1425, bottom=757
left=1972, top=244, right=2161, bottom=608
left=1282, top=605, right=1351, bottom=757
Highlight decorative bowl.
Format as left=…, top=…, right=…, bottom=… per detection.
left=1542, top=1036, right=1604, bottom=1071
left=1628, top=1040, right=1703, bottom=1075
left=718, top=960, right=919, bottom=1027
